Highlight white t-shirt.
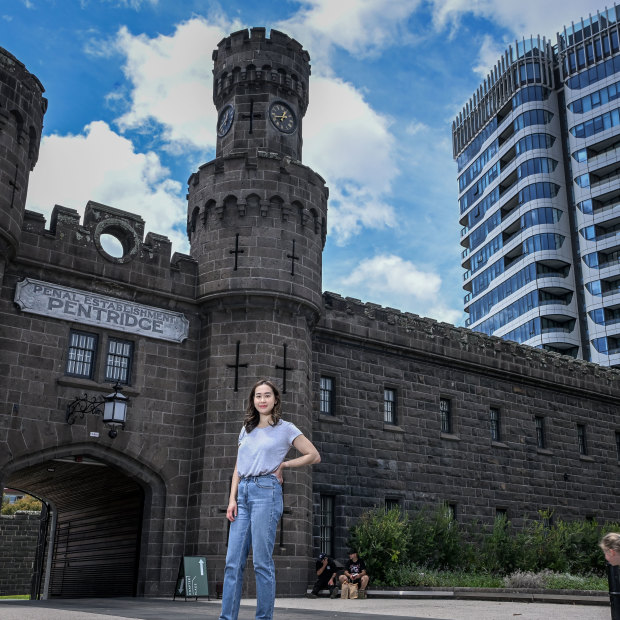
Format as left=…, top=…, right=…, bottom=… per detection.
left=236, top=420, right=302, bottom=478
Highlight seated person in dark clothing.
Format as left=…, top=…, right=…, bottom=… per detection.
left=307, top=553, right=338, bottom=597
left=338, top=550, right=369, bottom=593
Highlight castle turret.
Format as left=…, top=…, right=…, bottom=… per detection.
left=186, top=28, right=328, bottom=595
left=0, top=47, right=46, bottom=281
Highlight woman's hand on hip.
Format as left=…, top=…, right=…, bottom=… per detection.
left=226, top=500, right=238, bottom=522
left=274, top=462, right=285, bottom=484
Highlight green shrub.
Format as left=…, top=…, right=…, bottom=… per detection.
left=348, top=507, right=410, bottom=583
left=1, top=494, right=42, bottom=515
left=478, top=514, right=519, bottom=575
left=407, top=503, right=474, bottom=571
left=348, top=505, right=618, bottom=588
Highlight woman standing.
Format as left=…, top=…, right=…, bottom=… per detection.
left=219, top=379, right=321, bottom=620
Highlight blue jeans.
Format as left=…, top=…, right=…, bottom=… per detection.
left=219, top=475, right=283, bottom=620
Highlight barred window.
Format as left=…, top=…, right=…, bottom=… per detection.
left=385, top=498, right=400, bottom=512
left=535, top=416, right=545, bottom=449
left=66, top=331, right=98, bottom=379
left=320, top=377, right=334, bottom=415
left=105, top=339, right=134, bottom=384
left=319, top=495, right=335, bottom=556
left=384, top=388, right=396, bottom=425
left=440, top=398, right=451, bottom=433
left=577, top=424, right=588, bottom=455
left=490, top=407, right=500, bottom=441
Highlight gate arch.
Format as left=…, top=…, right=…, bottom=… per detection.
left=1, top=443, right=167, bottom=598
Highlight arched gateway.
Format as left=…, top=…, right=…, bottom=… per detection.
left=1, top=444, right=166, bottom=597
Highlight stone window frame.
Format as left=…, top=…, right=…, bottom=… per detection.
left=383, top=387, right=397, bottom=425
left=490, top=406, right=501, bottom=442
left=385, top=497, right=401, bottom=512
left=66, top=329, right=99, bottom=380
left=319, top=494, right=335, bottom=557
left=495, top=507, right=508, bottom=522
left=319, top=376, right=335, bottom=416
left=577, top=423, right=588, bottom=456
left=439, top=397, right=453, bottom=435
left=446, top=502, right=457, bottom=522
left=535, top=415, right=546, bottom=449
left=104, top=337, right=134, bottom=385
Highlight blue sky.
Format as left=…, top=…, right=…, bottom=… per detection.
left=1, top=0, right=604, bottom=325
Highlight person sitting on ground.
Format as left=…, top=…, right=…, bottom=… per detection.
left=338, top=550, right=369, bottom=595
left=306, top=552, right=338, bottom=598
left=600, top=532, right=620, bottom=565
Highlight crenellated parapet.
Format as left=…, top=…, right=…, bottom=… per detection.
left=0, top=47, right=47, bottom=266
left=188, top=150, right=328, bottom=313
left=320, top=292, right=620, bottom=395
left=17, top=202, right=197, bottom=301
left=212, top=27, right=310, bottom=113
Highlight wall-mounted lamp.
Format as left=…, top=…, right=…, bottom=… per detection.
left=66, top=382, right=129, bottom=438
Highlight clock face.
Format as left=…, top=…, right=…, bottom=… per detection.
left=269, top=101, right=297, bottom=134
left=217, top=104, right=235, bottom=137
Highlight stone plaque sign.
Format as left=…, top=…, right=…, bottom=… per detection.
left=15, top=278, right=189, bottom=342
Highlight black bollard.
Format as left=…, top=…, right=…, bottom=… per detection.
left=608, top=563, right=620, bottom=620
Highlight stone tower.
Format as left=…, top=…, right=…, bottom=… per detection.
left=0, top=48, right=46, bottom=282
left=185, top=28, right=328, bottom=594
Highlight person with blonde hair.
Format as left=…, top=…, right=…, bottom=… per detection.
left=219, top=378, right=321, bottom=620
left=600, top=532, right=620, bottom=566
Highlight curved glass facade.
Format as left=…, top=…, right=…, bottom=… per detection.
left=454, top=7, right=620, bottom=366
left=452, top=13, right=614, bottom=363
left=568, top=79, right=620, bottom=113
left=570, top=106, right=620, bottom=138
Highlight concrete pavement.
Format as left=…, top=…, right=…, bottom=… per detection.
left=0, top=596, right=612, bottom=620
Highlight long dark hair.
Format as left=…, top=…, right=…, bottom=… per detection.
left=243, top=379, right=282, bottom=433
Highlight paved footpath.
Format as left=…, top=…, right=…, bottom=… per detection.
left=0, top=596, right=612, bottom=620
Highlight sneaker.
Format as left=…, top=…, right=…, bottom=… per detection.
left=330, top=589, right=338, bottom=599
left=305, top=592, right=318, bottom=598
left=358, top=589, right=366, bottom=599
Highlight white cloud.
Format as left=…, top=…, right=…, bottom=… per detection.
left=337, top=253, right=462, bottom=323
left=472, top=33, right=508, bottom=78
left=405, top=121, right=429, bottom=136
left=112, top=16, right=238, bottom=152
left=26, top=120, right=188, bottom=253
left=305, top=76, right=395, bottom=193
left=431, top=0, right=604, bottom=41
left=303, top=75, right=398, bottom=242
left=277, top=0, right=421, bottom=63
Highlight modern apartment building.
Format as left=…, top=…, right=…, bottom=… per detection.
left=453, top=5, right=620, bottom=367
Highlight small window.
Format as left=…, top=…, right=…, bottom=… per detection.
left=66, top=330, right=98, bottom=379
left=440, top=398, right=452, bottom=433
left=615, top=431, right=620, bottom=461
left=446, top=503, right=457, bottom=522
left=385, top=498, right=400, bottom=512
left=490, top=407, right=500, bottom=441
left=105, top=338, right=134, bottom=384
left=384, top=388, right=396, bottom=425
left=319, top=495, right=335, bottom=556
left=577, top=424, right=588, bottom=455
left=320, top=377, right=334, bottom=415
left=535, top=416, right=545, bottom=449
left=495, top=508, right=508, bottom=522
